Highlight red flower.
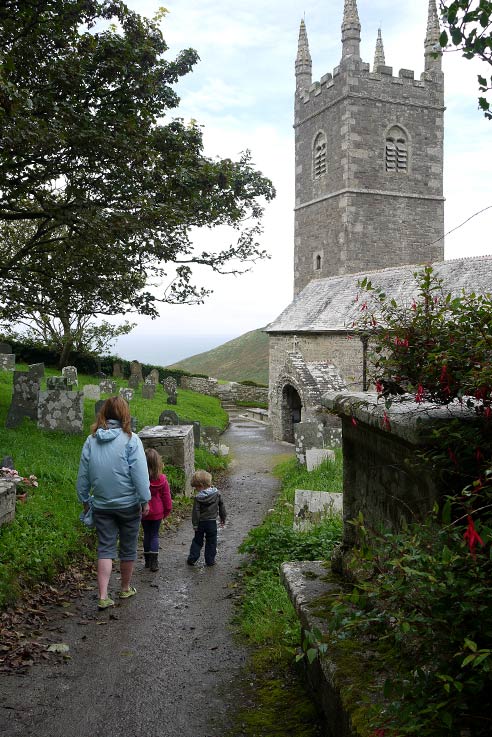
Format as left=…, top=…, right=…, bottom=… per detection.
left=382, top=412, right=391, bottom=431
left=463, top=516, right=484, bottom=558
left=415, top=384, right=424, bottom=404
left=360, top=302, right=368, bottom=311
left=411, top=300, right=417, bottom=311
left=485, top=406, right=492, bottom=420
left=375, top=380, right=383, bottom=395
left=351, top=417, right=358, bottom=427
left=448, top=448, right=458, bottom=466
left=372, top=730, right=386, bottom=737
left=440, top=365, right=448, bottom=383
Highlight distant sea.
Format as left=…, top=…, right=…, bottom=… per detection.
left=113, top=333, right=237, bottom=367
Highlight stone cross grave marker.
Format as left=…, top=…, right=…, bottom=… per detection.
left=62, top=365, right=78, bottom=388
left=6, top=371, right=40, bottom=428
left=163, top=376, right=177, bottom=405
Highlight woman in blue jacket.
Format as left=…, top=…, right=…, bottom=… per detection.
left=77, top=396, right=151, bottom=610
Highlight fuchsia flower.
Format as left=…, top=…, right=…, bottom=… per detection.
left=382, top=412, right=391, bottom=431
left=375, top=380, right=383, bottom=395
left=372, top=729, right=386, bottom=737
left=415, top=384, right=425, bottom=403
left=411, top=300, right=417, bottom=311
left=394, top=336, right=409, bottom=347
left=463, top=516, right=484, bottom=558
left=360, top=302, right=368, bottom=311
left=351, top=417, right=358, bottom=427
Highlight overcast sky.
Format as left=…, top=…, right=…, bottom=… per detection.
left=115, top=0, right=492, bottom=365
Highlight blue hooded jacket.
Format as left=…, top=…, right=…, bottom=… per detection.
left=76, top=420, right=151, bottom=510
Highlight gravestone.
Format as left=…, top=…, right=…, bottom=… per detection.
left=0, top=479, right=16, bottom=526
left=163, top=376, right=177, bottom=405
left=128, top=375, right=140, bottom=390
left=0, top=456, right=14, bottom=470
left=293, top=490, right=343, bottom=532
left=305, top=448, right=336, bottom=472
left=29, top=363, right=45, bottom=380
left=131, top=417, right=138, bottom=433
left=192, top=421, right=201, bottom=449
left=158, top=409, right=179, bottom=425
left=113, top=362, right=123, bottom=378
left=148, top=369, right=160, bottom=385
left=95, top=399, right=105, bottom=416
left=0, top=354, right=15, bottom=371
left=142, top=383, right=155, bottom=400
left=295, top=420, right=342, bottom=465
left=47, top=376, right=69, bottom=390
left=0, top=343, right=12, bottom=353
left=62, top=365, right=78, bottom=388
left=37, top=390, right=84, bottom=433
left=139, top=425, right=194, bottom=496
left=201, top=426, right=223, bottom=455
left=99, top=379, right=117, bottom=394
left=119, top=387, right=134, bottom=402
left=6, top=372, right=40, bottom=428
left=130, top=360, right=143, bottom=382
left=83, top=384, right=101, bottom=400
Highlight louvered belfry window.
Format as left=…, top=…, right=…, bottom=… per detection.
left=385, top=127, right=408, bottom=173
left=313, top=132, right=327, bottom=179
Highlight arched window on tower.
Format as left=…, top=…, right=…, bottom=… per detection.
left=313, top=132, right=327, bottom=179
left=385, top=126, right=408, bottom=173
left=315, top=254, right=321, bottom=270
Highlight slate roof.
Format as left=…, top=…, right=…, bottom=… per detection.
left=265, top=256, right=492, bottom=333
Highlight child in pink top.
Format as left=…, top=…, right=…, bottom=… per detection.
left=141, top=448, right=172, bottom=571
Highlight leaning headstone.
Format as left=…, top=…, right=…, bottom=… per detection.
left=83, top=384, right=101, bottom=400
left=0, top=343, right=12, bottom=354
left=37, top=390, right=84, bottom=434
left=128, top=375, right=140, bottom=390
left=47, top=376, right=69, bottom=390
left=158, top=409, right=179, bottom=425
left=62, top=365, right=78, bottom=388
left=293, top=490, right=343, bottom=531
left=305, top=448, right=336, bottom=472
left=147, top=369, right=160, bottom=385
left=119, top=387, right=134, bottom=402
left=139, top=425, right=195, bottom=496
left=142, top=383, right=155, bottom=400
left=112, top=361, right=123, bottom=378
left=6, top=371, right=40, bottom=428
left=130, top=360, right=144, bottom=382
left=99, top=379, right=117, bottom=394
left=0, top=354, right=15, bottom=371
left=0, top=479, right=16, bottom=526
left=29, top=363, right=45, bottom=380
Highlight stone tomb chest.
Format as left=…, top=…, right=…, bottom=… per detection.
left=138, top=425, right=194, bottom=496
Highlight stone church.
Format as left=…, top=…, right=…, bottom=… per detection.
left=266, top=0, right=492, bottom=442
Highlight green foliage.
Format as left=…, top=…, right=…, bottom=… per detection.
left=194, top=447, right=230, bottom=473
left=0, top=366, right=228, bottom=608
left=440, top=1, right=492, bottom=118
left=327, top=516, right=492, bottom=736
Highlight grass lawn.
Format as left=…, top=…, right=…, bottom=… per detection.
left=0, top=365, right=228, bottom=609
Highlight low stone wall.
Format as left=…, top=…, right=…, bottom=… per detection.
left=180, top=376, right=268, bottom=405
left=322, top=391, right=479, bottom=548
left=0, top=479, right=16, bottom=526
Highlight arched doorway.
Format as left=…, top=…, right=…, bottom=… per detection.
left=281, top=384, right=302, bottom=443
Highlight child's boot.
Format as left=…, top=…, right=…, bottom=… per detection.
left=149, top=552, right=159, bottom=572
left=144, top=552, right=150, bottom=568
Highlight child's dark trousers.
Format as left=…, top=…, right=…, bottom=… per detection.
left=188, top=520, right=217, bottom=566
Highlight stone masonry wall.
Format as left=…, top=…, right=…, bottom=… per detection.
left=181, top=376, right=268, bottom=405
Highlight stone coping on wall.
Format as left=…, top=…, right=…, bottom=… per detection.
left=138, top=425, right=194, bottom=439
left=321, top=391, right=477, bottom=445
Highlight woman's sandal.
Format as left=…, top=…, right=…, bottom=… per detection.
left=119, top=586, right=137, bottom=599
left=98, top=597, right=115, bottom=610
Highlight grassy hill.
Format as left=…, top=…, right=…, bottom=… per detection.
left=168, top=328, right=269, bottom=385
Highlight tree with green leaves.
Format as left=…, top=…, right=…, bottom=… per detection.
left=439, top=1, right=492, bottom=117
left=0, top=1, right=275, bottom=326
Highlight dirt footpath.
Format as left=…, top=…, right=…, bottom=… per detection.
left=0, top=415, right=292, bottom=737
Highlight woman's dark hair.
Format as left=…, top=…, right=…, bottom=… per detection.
left=91, top=396, right=132, bottom=437
left=145, top=448, right=162, bottom=481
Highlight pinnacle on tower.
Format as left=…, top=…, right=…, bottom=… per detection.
left=373, top=28, right=385, bottom=71
left=341, top=0, right=361, bottom=60
left=425, top=0, right=442, bottom=71
left=295, top=18, right=312, bottom=93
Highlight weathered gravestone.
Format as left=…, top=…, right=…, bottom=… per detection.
left=142, top=383, right=155, bottom=400
left=29, top=363, right=45, bottom=380
left=37, top=390, right=84, bottom=434
left=163, top=376, right=177, bottom=405
left=95, top=399, right=105, bottom=416
left=0, top=354, right=15, bottom=371
left=293, top=490, right=343, bottom=532
left=62, top=365, right=78, bottom=388
left=99, top=379, right=117, bottom=394
left=6, top=372, right=40, bottom=428
left=83, top=384, right=101, bottom=400
left=119, top=387, right=134, bottom=402
left=128, top=375, right=140, bottom=390
left=130, top=360, right=143, bottom=382
left=0, top=343, right=12, bottom=353
left=295, top=420, right=342, bottom=465
left=139, top=425, right=194, bottom=496
left=158, top=409, right=179, bottom=425
left=113, top=362, right=123, bottom=378
left=147, top=369, right=160, bottom=385
left=47, top=376, right=69, bottom=390
left=0, top=456, right=14, bottom=470
left=0, top=479, right=16, bottom=526
left=306, top=448, right=335, bottom=472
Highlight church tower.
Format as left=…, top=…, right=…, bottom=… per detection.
left=293, top=0, right=445, bottom=295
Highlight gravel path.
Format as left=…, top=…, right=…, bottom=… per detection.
left=0, top=414, right=292, bottom=737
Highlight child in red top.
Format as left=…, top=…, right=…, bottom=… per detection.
left=141, top=448, right=172, bottom=571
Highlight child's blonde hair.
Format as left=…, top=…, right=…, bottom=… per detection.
left=145, top=448, right=162, bottom=481
left=191, top=469, right=212, bottom=489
